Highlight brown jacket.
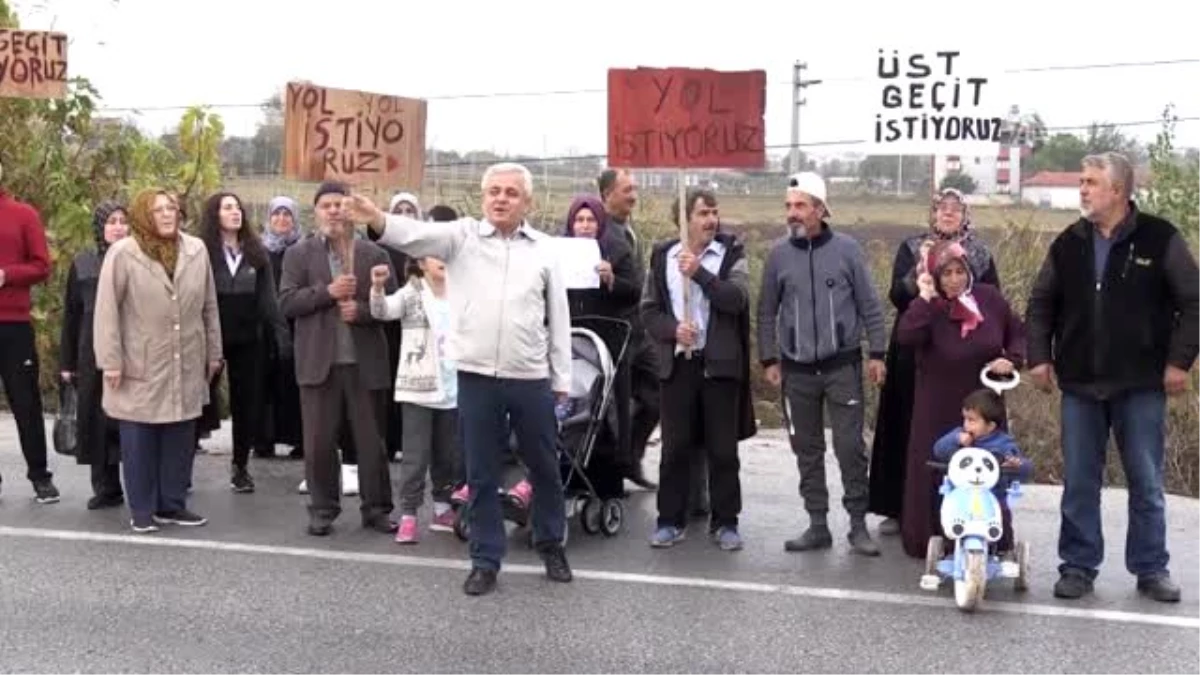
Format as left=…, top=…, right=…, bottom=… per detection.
left=93, top=233, right=223, bottom=424
left=278, top=235, right=398, bottom=389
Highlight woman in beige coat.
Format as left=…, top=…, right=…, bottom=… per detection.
left=93, top=188, right=223, bottom=533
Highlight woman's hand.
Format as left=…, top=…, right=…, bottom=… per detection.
left=987, top=357, right=1015, bottom=376
left=917, top=272, right=937, bottom=300
left=596, top=261, right=614, bottom=290
left=103, top=370, right=121, bottom=390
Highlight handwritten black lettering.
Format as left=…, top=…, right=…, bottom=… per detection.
left=322, top=148, right=384, bottom=175
left=287, top=85, right=335, bottom=115
left=965, top=77, right=987, bottom=105
left=611, top=121, right=763, bottom=165
left=875, top=114, right=1010, bottom=144
left=936, top=51, right=960, bottom=77
left=381, top=119, right=404, bottom=144
left=877, top=49, right=900, bottom=79
left=907, top=53, right=932, bottom=78
left=313, top=118, right=331, bottom=151
left=10, top=57, right=27, bottom=83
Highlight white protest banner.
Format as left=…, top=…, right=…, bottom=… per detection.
left=547, top=237, right=602, bottom=290
left=867, top=48, right=1010, bottom=156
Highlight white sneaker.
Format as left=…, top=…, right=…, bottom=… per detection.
left=1000, top=561, right=1021, bottom=578
left=919, top=574, right=941, bottom=591
left=342, top=465, right=359, bottom=496
left=297, top=479, right=308, bottom=494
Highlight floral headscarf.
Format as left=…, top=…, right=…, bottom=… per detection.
left=907, top=188, right=993, bottom=280
left=927, top=240, right=984, bottom=338
left=129, top=188, right=180, bottom=278
left=91, top=200, right=126, bottom=257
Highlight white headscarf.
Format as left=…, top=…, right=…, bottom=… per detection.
left=389, top=192, right=422, bottom=218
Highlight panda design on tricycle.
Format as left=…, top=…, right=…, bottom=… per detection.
left=918, top=366, right=1030, bottom=612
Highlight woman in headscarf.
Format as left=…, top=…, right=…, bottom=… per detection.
left=198, top=192, right=290, bottom=494
left=558, top=195, right=642, bottom=499
left=60, top=201, right=129, bottom=509
left=893, top=240, right=1024, bottom=558
left=93, top=188, right=223, bottom=533
left=367, top=191, right=420, bottom=463
left=867, top=188, right=1001, bottom=536
left=261, top=196, right=305, bottom=459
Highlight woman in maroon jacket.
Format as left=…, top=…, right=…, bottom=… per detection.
left=895, top=240, right=1026, bottom=558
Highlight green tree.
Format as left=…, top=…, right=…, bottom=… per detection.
left=0, top=0, right=224, bottom=395
left=1143, top=104, right=1199, bottom=247
left=1030, top=133, right=1088, bottom=172
left=939, top=170, right=977, bottom=194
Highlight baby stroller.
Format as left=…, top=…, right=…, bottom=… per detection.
left=452, top=315, right=633, bottom=544
left=559, top=315, right=634, bottom=538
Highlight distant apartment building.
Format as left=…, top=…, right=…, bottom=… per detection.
left=933, top=145, right=1032, bottom=196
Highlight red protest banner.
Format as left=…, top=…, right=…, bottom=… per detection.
left=607, top=67, right=766, bottom=169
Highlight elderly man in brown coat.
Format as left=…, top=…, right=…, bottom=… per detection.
left=93, top=188, right=223, bottom=533
left=279, top=181, right=400, bottom=536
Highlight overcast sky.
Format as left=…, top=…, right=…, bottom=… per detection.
left=11, top=0, right=1200, bottom=160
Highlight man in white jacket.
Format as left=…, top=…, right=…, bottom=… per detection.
left=344, top=163, right=572, bottom=596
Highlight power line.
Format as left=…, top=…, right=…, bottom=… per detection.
left=92, top=58, right=1200, bottom=114
left=222, top=116, right=1195, bottom=172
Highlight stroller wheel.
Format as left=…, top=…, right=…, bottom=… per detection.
left=453, top=506, right=471, bottom=542
left=580, top=497, right=602, bottom=535
left=599, top=499, right=623, bottom=537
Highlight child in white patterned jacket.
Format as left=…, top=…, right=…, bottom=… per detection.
left=370, top=255, right=465, bottom=543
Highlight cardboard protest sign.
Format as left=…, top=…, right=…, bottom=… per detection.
left=0, top=29, right=68, bottom=99
left=283, top=81, right=427, bottom=189
left=607, top=67, right=767, bottom=169
left=869, top=49, right=1007, bottom=155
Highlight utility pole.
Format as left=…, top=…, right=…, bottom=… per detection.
left=789, top=61, right=822, bottom=173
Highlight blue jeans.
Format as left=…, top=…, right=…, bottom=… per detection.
left=119, top=419, right=196, bottom=520
left=458, top=372, right=565, bottom=571
left=1059, top=389, right=1169, bottom=579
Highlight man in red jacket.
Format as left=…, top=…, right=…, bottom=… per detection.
left=0, top=161, right=59, bottom=503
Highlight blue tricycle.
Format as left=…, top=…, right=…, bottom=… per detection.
left=918, top=367, right=1030, bottom=612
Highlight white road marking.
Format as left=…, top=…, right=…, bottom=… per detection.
left=1, top=524, right=1196, bottom=630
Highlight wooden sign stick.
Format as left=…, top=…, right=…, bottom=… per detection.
left=678, top=168, right=693, bottom=360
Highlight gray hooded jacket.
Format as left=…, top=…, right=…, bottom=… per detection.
left=757, top=223, right=887, bottom=371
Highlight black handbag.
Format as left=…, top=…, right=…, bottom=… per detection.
left=52, top=379, right=79, bottom=457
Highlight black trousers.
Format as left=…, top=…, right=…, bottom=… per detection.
left=627, top=336, right=661, bottom=464
left=223, top=340, right=266, bottom=469
left=656, top=355, right=741, bottom=531
left=0, top=322, right=50, bottom=483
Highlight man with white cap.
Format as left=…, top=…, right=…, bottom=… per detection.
left=757, top=171, right=888, bottom=556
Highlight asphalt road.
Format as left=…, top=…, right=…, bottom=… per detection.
left=0, top=414, right=1196, bottom=673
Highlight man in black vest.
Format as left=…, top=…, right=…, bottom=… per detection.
left=1026, top=151, right=1198, bottom=603
left=598, top=168, right=659, bottom=491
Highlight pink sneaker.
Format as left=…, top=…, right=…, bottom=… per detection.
left=450, top=484, right=471, bottom=505
left=507, top=479, right=533, bottom=509
left=430, top=507, right=455, bottom=533
left=394, top=515, right=419, bottom=544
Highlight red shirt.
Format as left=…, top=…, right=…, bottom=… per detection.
left=0, top=190, right=52, bottom=323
